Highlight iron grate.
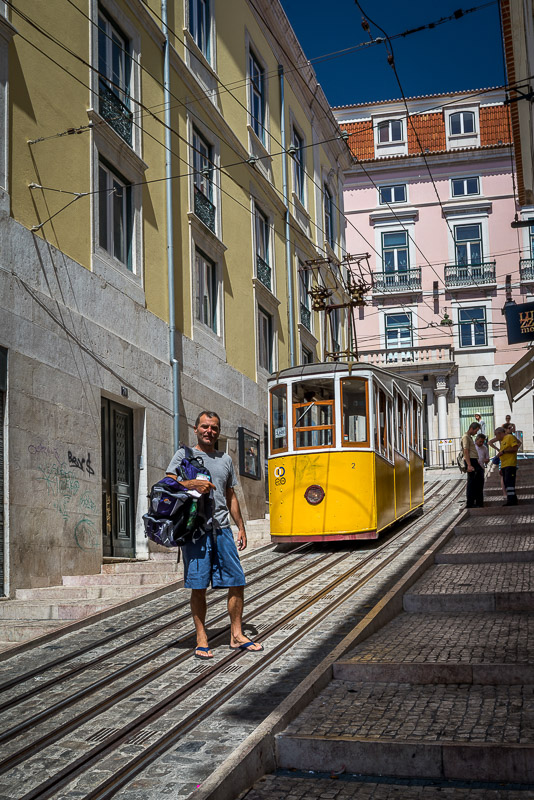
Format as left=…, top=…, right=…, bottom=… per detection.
left=126, top=729, right=158, bottom=747
left=86, top=727, right=118, bottom=744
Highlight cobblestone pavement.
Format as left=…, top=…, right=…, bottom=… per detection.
left=0, top=479, right=464, bottom=800
left=441, top=534, right=534, bottom=554
left=408, top=562, right=534, bottom=595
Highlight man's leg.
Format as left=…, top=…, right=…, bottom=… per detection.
left=191, top=589, right=212, bottom=657
left=466, top=469, right=476, bottom=507
left=475, top=464, right=484, bottom=507
left=228, top=586, right=262, bottom=651
left=503, top=466, right=518, bottom=505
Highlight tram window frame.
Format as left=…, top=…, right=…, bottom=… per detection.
left=270, top=384, right=288, bottom=454
left=341, top=377, right=369, bottom=447
left=292, top=378, right=336, bottom=451
left=410, top=395, right=422, bottom=455
left=395, top=391, right=409, bottom=459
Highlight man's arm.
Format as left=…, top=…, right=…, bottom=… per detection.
left=165, top=474, right=215, bottom=494
left=226, top=486, right=246, bottom=551
left=498, top=443, right=520, bottom=456
left=463, top=439, right=474, bottom=472
left=488, top=436, right=499, bottom=452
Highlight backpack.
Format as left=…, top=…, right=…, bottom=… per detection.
left=456, top=448, right=467, bottom=474
left=143, top=446, right=213, bottom=549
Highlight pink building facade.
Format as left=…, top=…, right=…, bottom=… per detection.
left=333, top=90, right=533, bottom=463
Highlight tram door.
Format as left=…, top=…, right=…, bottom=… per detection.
left=101, top=398, right=135, bottom=558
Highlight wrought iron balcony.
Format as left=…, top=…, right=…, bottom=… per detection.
left=300, top=303, right=311, bottom=331
left=99, top=80, right=133, bottom=146
left=373, top=268, right=421, bottom=293
left=444, top=261, right=496, bottom=288
left=256, top=254, right=272, bottom=290
left=520, top=258, right=534, bottom=282
left=194, top=186, right=216, bottom=233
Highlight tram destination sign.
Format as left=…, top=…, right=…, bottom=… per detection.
left=504, top=301, right=534, bottom=344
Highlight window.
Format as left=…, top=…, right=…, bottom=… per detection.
left=329, top=306, right=340, bottom=352
left=98, top=160, right=132, bottom=268
left=450, top=111, right=475, bottom=135
left=292, top=128, right=305, bottom=204
left=98, top=9, right=132, bottom=145
left=258, top=306, right=273, bottom=371
left=530, top=222, right=534, bottom=258
left=452, top=177, right=480, bottom=197
left=459, top=306, right=487, bottom=348
left=324, top=184, right=334, bottom=248
left=293, top=379, right=335, bottom=449
left=270, top=384, right=287, bottom=453
left=379, top=184, right=406, bottom=204
left=395, top=393, right=407, bottom=457
left=192, top=128, right=215, bottom=232
left=377, top=119, right=403, bottom=143
left=299, top=261, right=311, bottom=331
left=341, top=378, right=368, bottom=446
left=249, top=51, right=265, bottom=143
left=459, top=396, right=494, bottom=437
left=196, top=249, right=218, bottom=333
left=301, top=345, right=313, bottom=364
left=410, top=396, right=421, bottom=454
left=385, top=313, right=412, bottom=349
left=455, top=223, right=482, bottom=265
left=382, top=231, right=409, bottom=273
left=188, top=0, right=210, bottom=60
left=255, top=206, right=271, bottom=289
left=374, top=384, right=389, bottom=459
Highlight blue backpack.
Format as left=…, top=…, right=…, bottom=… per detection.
left=143, top=447, right=213, bottom=549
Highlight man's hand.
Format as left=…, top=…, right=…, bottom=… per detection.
left=171, top=477, right=215, bottom=494
left=467, top=464, right=475, bottom=472
left=237, top=529, right=247, bottom=551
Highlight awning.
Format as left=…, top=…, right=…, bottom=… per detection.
left=505, top=347, right=534, bottom=405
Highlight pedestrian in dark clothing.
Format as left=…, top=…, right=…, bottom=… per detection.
left=494, top=426, right=520, bottom=506
left=462, top=421, right=483, bottom=507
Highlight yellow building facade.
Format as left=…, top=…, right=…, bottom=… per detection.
left=0, top=0, right=350, bottom=593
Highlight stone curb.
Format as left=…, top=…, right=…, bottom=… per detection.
left=332, top=661, right=532, bottom=685
left=436, top=550, right=534, bottom=564
left=190, top=509, right=467, bottom=800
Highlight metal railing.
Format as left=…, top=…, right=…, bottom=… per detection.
left=194, top=187, right=216, bottom=233
left=425, top=437, right=462, bottom=469
left=99, top=80, right=133, bottom=146
left=358, top=344, right=455, bottom=366
left=520, top=258, right=534, bottom=282
left=300, top=303, right=311, bottom=330
left=373, top=268, right=422, bottom=293
left=444, top=261, right=496, bottom=287
left=256, top=254, right=272, bottom=290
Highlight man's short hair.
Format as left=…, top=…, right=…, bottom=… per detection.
left=494, top=426, right=505, bottom=435
left=194, top=410, right=221, bottom=429
left=475, top=433, right=485, bottom=440
left=469, top=422, right=481, bottom=432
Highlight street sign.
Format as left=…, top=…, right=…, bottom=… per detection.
left=504, top=301, right=534, bottom=344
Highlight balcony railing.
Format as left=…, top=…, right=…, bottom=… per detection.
left=520, top=258, right=534, bottom=282
left=256, top=254, right=272, bottom=290
left=373, top=268, right=422, bottom=293
left=99, top=80, right=133, bottom=146
left=300, top=303, right=311, bottom=331
left=194, top=187, right=216, bottom=233
left=358, top=344, right=455, bottom=367
left=444, top=261, right=496, bottom=288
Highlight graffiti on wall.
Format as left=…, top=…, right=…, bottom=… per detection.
left=68, top=450, right=95, bottom=477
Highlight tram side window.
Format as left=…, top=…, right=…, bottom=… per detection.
left=373, top=383, right=380, bottom=451
left=378, top=387, right=388, bottom=459
left=293, top=379, right=335, bottom=449
left=341, top=378, right=368, bottom=445
left=270, top=385, right=287, bottom=453
left=411, top=396, right=419, bottom=453
left=387, top=396, right=394, bottom=462
left=396, top=394, right=408, bottom=457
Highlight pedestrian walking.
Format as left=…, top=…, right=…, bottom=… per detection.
left=462, top=421, right=484, bottom=508
left=474, top=413, right=486, bottom=437
left=494, top=425, right=520, bottom=506
left=166, top=411, right=263, bottom=659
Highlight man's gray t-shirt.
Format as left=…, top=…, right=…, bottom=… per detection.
left=166, top=447, right=238, bottom=528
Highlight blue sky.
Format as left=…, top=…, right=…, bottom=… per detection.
left=280, top=0, right=505, bottom=107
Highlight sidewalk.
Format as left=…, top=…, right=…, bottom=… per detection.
left=243, top=460, right=534, bottom=798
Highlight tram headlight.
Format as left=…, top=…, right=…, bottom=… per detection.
left=304, top=484, right=325, bottom=505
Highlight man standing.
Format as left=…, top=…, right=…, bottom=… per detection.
left=166, top=411, right=263, bottom=659
left=474, top=413, right=486, bottom=437
left=494, top=426, right=520, bottom=506
left=462, top=421, right=483, bottom=508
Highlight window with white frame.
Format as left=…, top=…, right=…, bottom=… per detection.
left=196, top=248, right=218, bottom=333
left=451, top=177, right=480, bottom=197
left=188, top=0, right=210, bottom=60
left=192, top=127, right=215, bottom=232
left=454, top=223, right=482, bottom=265
left=529, top=221, right=534, bottom=258
left=329, top=306, right=340, bottom=352
left=458, top=306, right=487, bottom=348
left=301, top=345, right=313, bottom=364
left=98, top=7, right=132, bottom=145
left=377, top=119, right=403, bottom=143
left=249, top=50, right=265, bottom=143
left=382, top=231, right=409, bottom=273
left=98, top=160, right=132, bottom=269
left=324, top=184, right=334, bottom=248
left=258, top=306, right=273, bottom=371
left=379, top=184, right=406, bottom=204
left=385, top=312, right=412, bottom=349
left=299, top=260, right=311, bottom=331
left=292, top=127, right=305, bottom=204
left=450, top=110, right=475, bottom=136
left=255, top=205, right=271, bottom=290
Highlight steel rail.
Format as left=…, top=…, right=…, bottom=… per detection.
left=15, top=483, right=462, bottom=800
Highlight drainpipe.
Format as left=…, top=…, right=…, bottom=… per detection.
left=278, top=65, right=295, bottom=367
left=162, top=0, right=180, bottom=450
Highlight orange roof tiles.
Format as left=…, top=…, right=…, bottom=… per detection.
left=342, top=121, right=374, bottom=162
left=479, top=105, right=513, bottom=147
left=407, top=113, right=446, bottom=154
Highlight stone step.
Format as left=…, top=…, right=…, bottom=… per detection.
left=436, top=532, right=534, bottom=564
left=101, top=561, right=179, bottom=573
left=276, top=680, right=534, bottom=783
left=454, top=511, right=534, bottom=535
left=0, top=598, right=123, bottom=620
left=62, top=571, right=179, bottom=586
left=0, top=620, right=73, bottom=641
left=334, top=612, right=534, bottom=685
left=15, top=584, right=161, bottom=600
left=404, top=563, right=534, bottom=613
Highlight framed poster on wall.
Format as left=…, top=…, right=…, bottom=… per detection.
left=238, top=427, right=261, bottom=480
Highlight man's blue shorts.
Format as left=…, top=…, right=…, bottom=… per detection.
left=182, top=527, right=246, bottom=590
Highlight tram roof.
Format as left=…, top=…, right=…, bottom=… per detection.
left=269, top=362, right=422, bottom=399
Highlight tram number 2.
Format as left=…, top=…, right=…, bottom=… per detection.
left=351, top=463, right=356, bottom=469
left=275, top=477, right=286, bottom=486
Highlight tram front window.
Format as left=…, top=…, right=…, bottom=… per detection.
left=341, top=378, right=368, bottom=445
left=270, top=385, right=287, bottom=453
left=293, top=379, right=335, bottom=449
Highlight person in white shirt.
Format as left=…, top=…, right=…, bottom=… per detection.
left=475, top=433, right=489, bottom=469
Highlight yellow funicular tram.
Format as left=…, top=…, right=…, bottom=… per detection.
left=267, top=362, right=424, bottom=543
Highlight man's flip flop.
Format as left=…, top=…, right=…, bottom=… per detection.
left=194, top=646, right=213, bottom=659
left=229, top=641, right=264, bottom=652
